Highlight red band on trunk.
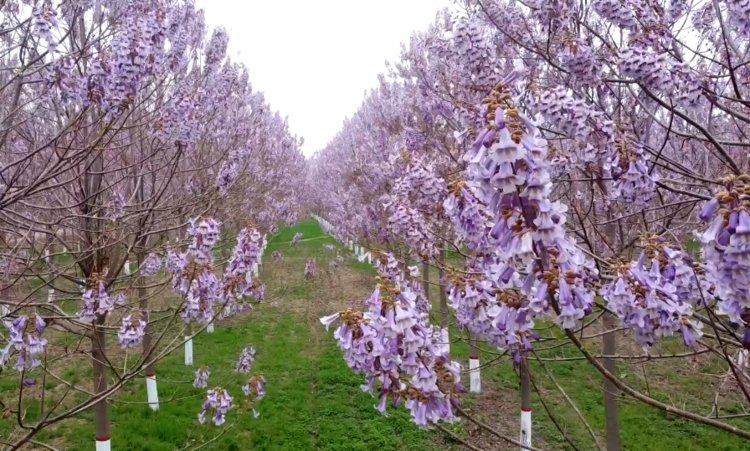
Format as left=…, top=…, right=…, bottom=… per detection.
left=469, top=355, right=480, bottom=360
left=96, top=437, right=111, bottom=442
left=521, top=407, right=532, bottom=412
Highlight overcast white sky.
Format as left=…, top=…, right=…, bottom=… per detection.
left=195, top=0, right=449, bottom=157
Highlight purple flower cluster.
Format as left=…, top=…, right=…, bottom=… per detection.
left=217, top=156, right=240, bottom=196
left=699, top=176, right=750, bottom=325
left=183, top=271, right=221, bottom=324
left=559, top=39, right=600, bottom=85
left=1, top=315, right=48, bottom=370
left=609, top=138, right=658, bottom=207
left=304, top=258, right=316, bottom=280
left=32, top=2, right=58, bottom=51
left=235, top=346, right=256, bottom=374
left=603, top=239, right=703, bottom=347
left=79, top=281, right=127, bottom=323
left=194, top=367, right=210, bottom=388
left=290, top=232, right=303, bottom=246
left=226, top=229, right=262, bottom=287
left=443, top=180, right=491, bottom=252
left=242, top=374, right=266, bottom=418
left=187, top=218, right=221, bottom=266
left=320, top=254, right=463, bottom=427
left=198, top=388, right=233, bottom=426
left=446, top=83, right=597, bottom=351
left=117, top=314, right=147, bottom=349
left=222, top=228, right=265, bottom=314
left=167, top=217, right=224, bottom=324
left=593, top=0, right=639, bottom=29
left=139, top=253, right=162, bottom=277
left=727, top=0, right=750, bottom=37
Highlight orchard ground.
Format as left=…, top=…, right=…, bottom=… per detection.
left=3, top=220, right=749, bottom=450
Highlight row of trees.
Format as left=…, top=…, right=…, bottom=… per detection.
left=310, top=0, right=750, bottom=448
left=0, top=1, right=303, bottom=449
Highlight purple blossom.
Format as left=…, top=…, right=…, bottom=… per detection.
left=222, top=228, right=264, bottom=307
left=321, top=255, right=463, bottom=427
left=194, top=367, right=210, bottom=388
left=290, top=233, right=303, bottom=246
left=235, top=346, right=256, bottom=374
left=187, top=218, right=221, bottom=266
left=182, top=271, right=220, bottom=324
left=699, top=178, right=750, bottom=324
left=198, top=388, right=233, bottom=426
left=139, top=253, right=162, bottom=277
left=117, top=315, right=146, bottom=349
left=603, top=243, right=703, bottom=347
left=1, top=315, right=48, bottom=370
left=79, top=282, right=122, bottom=323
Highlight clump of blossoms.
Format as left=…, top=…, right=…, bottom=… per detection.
left=559, top=37, right=600, bottom=85
left=242, top=374, right=266, bottom=418
left=383, top=152, right=445, bottom=258
left=320, top=253, right=464, bottom=428
left=222, top=228, right=265, bottom=314
left=272, top=250, right=284, bottom=262
left=79, top=277, right=127, bottom=323
left=290, top=232, right=303, bottom=246
left=699, top=175, right=750, bottom=342
left=1, top=315, right=48, bottom=370
left=117, top=313, right=146, bottom=349
left=445, top=267, right=535, bottom=364
left=443, top=177, right=491, bottom=252
left=304, top=258, right=316, bottom=280
left=198, top=388, right=233, bottom=426
left=235, top=346, right=256, bottom=374
left=194, top=367, right=210, bottom=388
left=187, top=218, right=221, bottom=266
left=445, top=75, right=597, bottom=359
left=609, top=137, right=658, bottom=207
left=167, top=217, right=222, bottom=324
left=139, top=253, right=162, bottom=277
left=602, top=236, right=703, bottom=347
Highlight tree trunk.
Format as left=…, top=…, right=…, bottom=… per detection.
left=92, top=322, right=111, bottom=449
left=602, top=313, right=622, bottom=450
left=520, top=356, right=532, bottom=450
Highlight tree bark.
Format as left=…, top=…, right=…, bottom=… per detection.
left=602, top=314, right=622, bottom=450
left=92, top=322, right=111, bottom=443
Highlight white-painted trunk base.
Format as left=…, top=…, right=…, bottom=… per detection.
left=47, top=288, right=55, bottom=303
left=184, top=337, right=193, bottom=366
left=124, top=260, right=131, bottom=275
left=469, top=358, right=481, bottom=393
left=440, top=328, right=450, bottom=355
left=95, top=438, right=111, bottom=451
left=252, top=262, right=259, bottom=277
left=146, top=375, right=159, bottom=411
left=735, top=349, right=748, bottom=368
left=520, top=409, right=532, bottom=450
left=206, top=323, right=215, bottom=333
